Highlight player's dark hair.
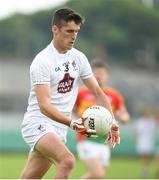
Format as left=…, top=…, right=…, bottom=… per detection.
left=52, top=7, right=84, bottom=28
left=91, top=59, right=109, bottom=71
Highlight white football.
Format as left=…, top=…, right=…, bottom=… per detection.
left=82, top=105, right=113, bottom=136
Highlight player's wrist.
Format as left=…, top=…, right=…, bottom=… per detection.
left=70, top=118, right=81, bottom=130
left=112, top=119, right=118, bottom=125
left=111, top=119, right=119, bottom=131
left=70, top=119, right=75, bottom=129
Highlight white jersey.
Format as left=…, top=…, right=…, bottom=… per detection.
left=24, top=42, right=93, bottom=128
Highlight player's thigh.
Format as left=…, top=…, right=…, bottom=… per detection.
left=35, top=132, right=74, bottom=164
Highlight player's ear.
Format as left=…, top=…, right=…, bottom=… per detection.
left=52, top=25, right=58, bottom=34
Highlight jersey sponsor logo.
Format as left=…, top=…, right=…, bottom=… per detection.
left=57, top=73, right=74, bottom=93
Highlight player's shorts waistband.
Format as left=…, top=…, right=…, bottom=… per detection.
left=23, top=111, right=71, bottom=129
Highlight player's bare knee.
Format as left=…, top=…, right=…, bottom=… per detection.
left=65, top=154, right=75, bottom=169
left=61, top=153, right=75, bottom=170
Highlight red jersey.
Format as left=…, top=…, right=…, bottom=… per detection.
left=75, top=87, right=124, bottom=142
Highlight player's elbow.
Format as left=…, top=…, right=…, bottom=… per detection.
left=39, top=104, right=47, bottom=115
left=121, top=114, right=130, bottom=124
left=39, top=102, right=51, bottom=116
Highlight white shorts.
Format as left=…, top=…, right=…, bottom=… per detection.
left=77, top=141, right=111, bottom=167
left=21, top=116, right=68, bottom=151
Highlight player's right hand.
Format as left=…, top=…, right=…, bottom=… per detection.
left=70, top=118, right=97, bottom=137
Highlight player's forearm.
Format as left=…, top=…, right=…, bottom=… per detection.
left=39, top=102, right=71, bottom=127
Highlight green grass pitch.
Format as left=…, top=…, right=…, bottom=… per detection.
left=0, top=153, right=157, bottom=179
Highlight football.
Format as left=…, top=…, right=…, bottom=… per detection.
left=82, top=105, right=113, bottom=136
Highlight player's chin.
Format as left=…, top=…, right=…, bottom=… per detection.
left=68, top=45, right=74, bottom=49
left=67, top=46, right=73, bottom=50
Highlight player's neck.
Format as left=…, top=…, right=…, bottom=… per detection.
left=52, top=41, right=68, bottom=54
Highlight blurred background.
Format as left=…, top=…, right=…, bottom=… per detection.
left=0, top=0, right=159, bottom=179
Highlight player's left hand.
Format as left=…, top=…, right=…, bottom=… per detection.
left=70, top=118, right=97, bottom=137
left=105, top=120, right=120, bottom=148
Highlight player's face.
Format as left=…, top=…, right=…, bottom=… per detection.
left=92, top=67, right=108, bottom=88
left=52, top=21, right=80, bottom=53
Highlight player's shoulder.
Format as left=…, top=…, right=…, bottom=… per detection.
left=36, top=44, right=51, bottom=59
left=31, top=44, right=52, bottom=65
left=71, top=47, right=83, bottom=55
left=70, top=47, right=87, bottom=59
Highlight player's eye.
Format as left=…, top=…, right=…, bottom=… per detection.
left=66, top=30, right=79, bottom=34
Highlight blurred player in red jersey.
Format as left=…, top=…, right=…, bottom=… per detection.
left=74, top=60, right=130, bottom=179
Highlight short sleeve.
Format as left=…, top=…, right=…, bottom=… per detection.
left=78, top=53, right=93, bottom=79
left=30, top=57, right=50, bottom=85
